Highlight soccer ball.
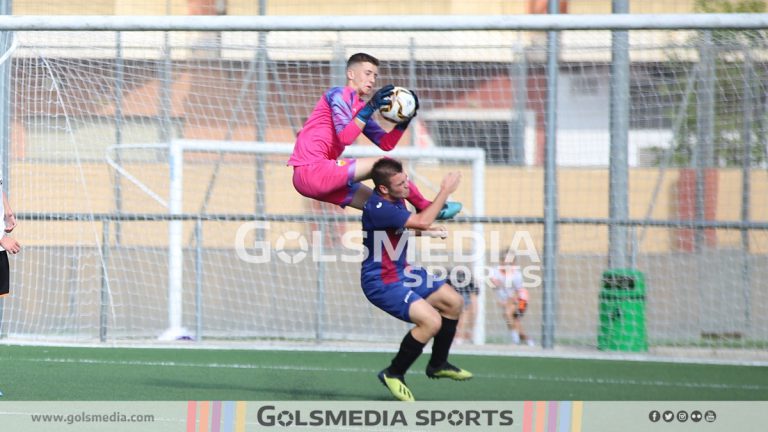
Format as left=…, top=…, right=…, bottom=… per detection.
left=379, top=87, right=417, bottom=123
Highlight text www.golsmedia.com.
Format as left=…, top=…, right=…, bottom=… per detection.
left=30, top=411, right=155, bottom=425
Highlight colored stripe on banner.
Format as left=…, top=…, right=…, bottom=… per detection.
left=523, top=401, right=534, bottom=432
left=199, top=401, right=210, bottom=432
left=186, top=401, right=197, bottom=432
left=571, top=401, right=583, bottom=432
left=548, top=401, right=558, bottom=432
left=535, top=401, right=547, bottom=432
left=558, top=401, right=572, bottom=432
left=222, top=402, right=235, bottom=432
left=235, top=401, right=247, bottom=432
left=211, top=401, right=222, bottom=432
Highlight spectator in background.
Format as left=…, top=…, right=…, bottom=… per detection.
left=0, top=184, right=20, bottom=297
left=489, top=253, right=534, bottom=346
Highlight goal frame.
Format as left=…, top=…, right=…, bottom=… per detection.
left=103, top=139, right=487, bottom=342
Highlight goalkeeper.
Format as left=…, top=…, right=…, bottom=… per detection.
left=361, top=158, right=472, bottom=402
left=287, top=52, right=461, bottom=219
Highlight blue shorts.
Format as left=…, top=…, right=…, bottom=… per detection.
left=362, top=267, right=446, bottom=323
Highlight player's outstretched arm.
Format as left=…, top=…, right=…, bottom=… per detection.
left=356, top=84, right=394, bottom=125
left=3, top=192, right=16, bottom=233
left=412, top=225, right=448, bottom=239
left=0, top=236, right=20, bottom=254
left=335, top=85, right=394, bottom=145
left=405, top=171, right=461, bottom=231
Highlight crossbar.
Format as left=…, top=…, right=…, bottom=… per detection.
left=0, top=14, right=767, bottom=31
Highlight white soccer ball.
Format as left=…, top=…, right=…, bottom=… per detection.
left=379, top=86, right=417, bottom=124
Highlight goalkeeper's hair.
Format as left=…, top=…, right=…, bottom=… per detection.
left=371, top=158, right=403, bottom=190
left=347, top=52, right=380, bottom=69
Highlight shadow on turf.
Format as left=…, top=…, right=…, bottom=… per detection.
left=147, top=378, right=392, bottom=401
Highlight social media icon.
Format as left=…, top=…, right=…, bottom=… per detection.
left=705, top=410, right=717, bottom=422
left=649, top=411, right=661, bottom=422
left=690, top=411, right=703, bottom=422
left=663, top=411, right=674, bottom=422
left=677, top=411, right=688, bottom=422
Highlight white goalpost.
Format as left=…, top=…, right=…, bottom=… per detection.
left=1, top=14, right=767, bottom=362
left=105, top=140, right=486, bottom=342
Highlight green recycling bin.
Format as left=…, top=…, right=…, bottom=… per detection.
left=598, top=268, right=648, bottom=352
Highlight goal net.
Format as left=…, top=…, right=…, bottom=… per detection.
left=1, top=17, right=767, bottom=362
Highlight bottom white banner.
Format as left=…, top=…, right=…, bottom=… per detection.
left=0, top=401, right=765, bottom=431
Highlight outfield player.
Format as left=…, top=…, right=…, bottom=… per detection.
left=0, top=183, right=19, bottom=297
left=361, top=158, right=471, bottom=402
left=287, top=52, right=461, bottom=218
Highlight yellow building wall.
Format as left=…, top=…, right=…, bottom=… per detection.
left=568, top=0, right=697, bottom=14
left=631, top=0, right=696, bottom=14
left=14, top=0, right=115, bottom=14
left=10, top=162, right=767, bottom=255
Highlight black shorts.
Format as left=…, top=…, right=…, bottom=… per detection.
left=0, top=251, right=8, bottom=296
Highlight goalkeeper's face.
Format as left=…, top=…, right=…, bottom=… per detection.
left=347, top=61, right=379, bottom=96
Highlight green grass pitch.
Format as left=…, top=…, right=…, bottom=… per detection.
left=1, top=345, right=766, bottom=400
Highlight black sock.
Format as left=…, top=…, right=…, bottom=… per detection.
left=429, top=317, right=458, bottom=367
left=387, top=331, right=425, bottom=376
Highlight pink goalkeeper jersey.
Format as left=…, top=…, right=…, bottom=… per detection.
left=287, top=86, right=404, bottom=166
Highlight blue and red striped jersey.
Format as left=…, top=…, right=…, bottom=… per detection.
left=361, top=191, right=411, bottom=285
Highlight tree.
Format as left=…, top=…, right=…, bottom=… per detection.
left=650, top=0, right=768, bottom=167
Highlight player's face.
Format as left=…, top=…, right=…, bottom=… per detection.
left=385, top=172, right=410, bottom=200
left=347, top=62, right=379, bottom=96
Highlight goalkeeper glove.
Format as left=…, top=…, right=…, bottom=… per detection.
left=356, top=84, right=395, bottom=124
left=395, top=89, right=420, bottom=130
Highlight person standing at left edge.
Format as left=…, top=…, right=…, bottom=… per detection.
left=0, top=177, right=19, bottom=297
left=0, top=177, right=21, bottom=398
left=361, top=158, right=472, bottom=402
